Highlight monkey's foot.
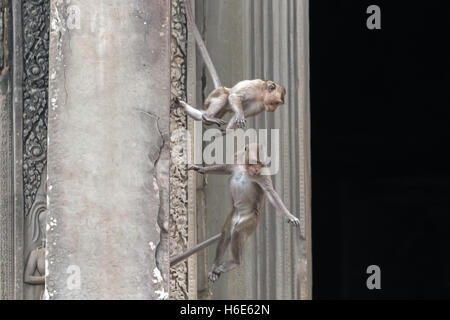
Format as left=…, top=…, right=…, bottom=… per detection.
left=235, top=115, right=247, bottom=128
left=202, top=114, right=227, bottom=127
left=208, top=269, right=221, bottom=283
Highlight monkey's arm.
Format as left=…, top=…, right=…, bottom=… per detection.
left=256, top=176, right=300, bottom=227
left=228, top=94, right=246, bottom=128
left=188, top=164, right=232, bottom=175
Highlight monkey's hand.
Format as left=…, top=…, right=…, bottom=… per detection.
left=235, top=113, right=246, bottom=128
left=187, top=165, right=204, bottom=174
left=171, top=97, right=182, bottom=110
left=287, top=215, right=301, bottom=227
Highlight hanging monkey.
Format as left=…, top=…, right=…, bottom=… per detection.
left=175, top=0, right=287, bottom=129
left=187, top=144, right=301, bottom=282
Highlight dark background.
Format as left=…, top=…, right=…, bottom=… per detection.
left=310, top=1, right=450, bottom=299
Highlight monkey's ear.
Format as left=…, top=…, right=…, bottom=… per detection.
left=268, top=83, right=276, bottom=92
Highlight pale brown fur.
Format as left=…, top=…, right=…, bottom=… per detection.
left=188, top=144, right=300, bottom=282
left=176, top=79, right=286, bottom=129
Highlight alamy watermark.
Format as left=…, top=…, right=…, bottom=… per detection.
left=172, top=120, right=281, bottom=175
left=366, top=265, right=381, bottom=290
left=367, top=5, right=381, bottom=30
left=66, top=265, right=81, bottom=290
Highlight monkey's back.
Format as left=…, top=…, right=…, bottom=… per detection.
left=203, top=80, right=267, bottom=118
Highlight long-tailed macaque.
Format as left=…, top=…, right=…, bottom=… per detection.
left=188, top=144, right=300, bottom=282
left=175, top=80, right=286, bottom=129
left=177, top=0, right=287, bottom=129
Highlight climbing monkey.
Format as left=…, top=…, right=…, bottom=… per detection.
left=175, top=80, right=286, bottom=129
left=188, top=143, right=301, bottom=282
left=176, top=0, right=287, bottom=129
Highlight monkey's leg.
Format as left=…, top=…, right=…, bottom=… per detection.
left=177, top=100, right=203, bottom=121
left=228, top=231, right=244, bottom=270
left=213, top=232, right=231, bottom=267
left=208, top=230, right=232, bottom=282
left=205, top=95, right=228, bottom=117
left=179, top=100, right=225, bottom=126
left=228, top=94, right=246, bottom=128
left=210, top=215, right=258, bottom=282
left=209, top=231, right=244, bottom=283
left=204, top=97, right=228, bottom=126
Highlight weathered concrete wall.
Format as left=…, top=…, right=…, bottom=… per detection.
left=46, top=0, right=170, bottom=299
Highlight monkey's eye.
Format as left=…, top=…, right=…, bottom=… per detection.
left=268, top=83, right=276, bottom=92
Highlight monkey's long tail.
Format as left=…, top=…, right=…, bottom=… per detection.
left=170, top=233, right=221, bottom=267
left=182, top=0, right=222, bottom=89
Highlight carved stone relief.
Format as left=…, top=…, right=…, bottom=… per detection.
left=22, top=0, right=49, bottom=217
left=22, top=0, right=49, bottom=300
left=0, top=2, right=4, bottom=69
left=169, top=0, right=190, bottom=300
left=23, top=173, right=47, bottom=300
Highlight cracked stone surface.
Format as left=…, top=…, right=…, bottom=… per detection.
left=46, top=0, right=170, bottom=299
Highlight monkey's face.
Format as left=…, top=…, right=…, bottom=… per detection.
left=247, top=163, right=263, bottom=176
left=264, top=81, right=286, bottom=112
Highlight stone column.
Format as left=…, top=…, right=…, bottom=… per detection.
left=46, top=0, right=171, bottom=299
left=0, top=0, right=16, bottom=300
left=1, top=0, right=51, bottom=300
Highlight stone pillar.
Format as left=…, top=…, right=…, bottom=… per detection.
left=1, top=0, right=51, bottom=300
left=0, top=0, right=16, bottom=300
left=46, top=0, right=171, bottom=299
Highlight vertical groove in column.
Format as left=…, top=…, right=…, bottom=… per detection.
left=289, top=0, right=300, bottom=299
left=0, top=0, right=15, bottom=300
left=12, top=0, right=24, bottom=300
left=242, top=0, right=258, bottom=300
left=280, top=0, right=291, bottom=300
left=296, top=0, right=312, bottom=300
left=288, top=0, right=297, bottom=300
left=268, top=0, right=280, bottom=300
left=298, top=0, right=312, bottom=299
left=256, top=0, right=271, bottom=300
